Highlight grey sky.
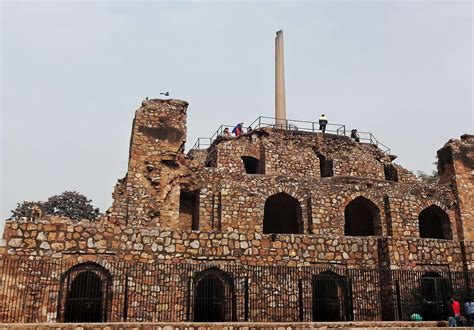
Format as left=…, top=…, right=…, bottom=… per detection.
left=1, top=1, right=472, bottom=233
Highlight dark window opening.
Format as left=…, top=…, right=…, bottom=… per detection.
left=263, top=192, right=303, bottom=234
left=312, top=271, right=351, bottom=321
left=437, top=146, right=453, bottom=183
left=419, top=205, right=452, bottom=239
left=180, top=190, right=200, bottom=230
left=420, top=272, right=451, bottom=321
left=194, top=268, right=236, bottom=322
left=317, top=154, right=334, bottom=178
left=59, top=263, right=111, bottom=323
left=384, top=164, right=398, bottom=182
left=241, top=156, right=261, bottom=174
left=344, top=196, right=381, bottom=236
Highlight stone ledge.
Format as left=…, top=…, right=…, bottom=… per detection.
left=0, top=321, right=455, bottom=329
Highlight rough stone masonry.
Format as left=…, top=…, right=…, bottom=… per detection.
left=0, top=98, right=472, bottom=324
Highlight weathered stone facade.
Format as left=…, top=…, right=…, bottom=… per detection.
left=0, top=99, right=472, bottom=324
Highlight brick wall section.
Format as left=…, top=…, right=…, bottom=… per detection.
left=0, top=215, right=466, bottom=270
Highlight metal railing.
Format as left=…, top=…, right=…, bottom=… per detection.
left=191, top=116, right=390, bottom=154
left=0, top=257, right=471, bottom=323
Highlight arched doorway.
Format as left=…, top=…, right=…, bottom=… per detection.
left=312, top=271, right=351, bottom=321
left=58, top=263, right=111, bottom=323
left=263, top=192, right=303, bottom=234
left=420, top=272, right=451, bottom=321
left=344, top=196, right=381, bottom=236
left=194, top=268, right=236, bottom=322
left=419, top=205, right=452, bottom=239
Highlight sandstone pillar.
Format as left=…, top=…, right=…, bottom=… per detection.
left=275, top=30, right=287, bottom=128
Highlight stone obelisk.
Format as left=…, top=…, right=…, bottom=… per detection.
left=275, top=30, right=287, bottom=128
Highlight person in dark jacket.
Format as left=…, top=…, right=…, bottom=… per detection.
left=318, top=114, right=328, bottom=133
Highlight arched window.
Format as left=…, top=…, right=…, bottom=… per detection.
left=344, top=196, right=381, bottom=236
left=194, top=268, right=236, bottom=322
left=263, top=192, right=303, bottom=234
left=58, top=263, right=111, bottom=323
left=312, top=271, right=351, bottom=321
left=419, top=205, right=452, bottom=239
left=420, top=272, right=451, bottom=321
left=241, top=156, right=261, bottom=174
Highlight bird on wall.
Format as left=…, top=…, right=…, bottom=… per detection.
left=160, top=92, right=170, bottom=96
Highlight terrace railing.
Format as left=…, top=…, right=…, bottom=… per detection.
left=191, top=116, right=390, bottom=154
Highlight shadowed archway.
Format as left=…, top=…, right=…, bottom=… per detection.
left=263, top=192, right=303, bottom=234
left=418, top=205, right=452, bottom=239
left=344, top=196, right=381, bottom=236
left=312, top=271, right=351, bottom=321
left=58, top=262, right=111, bottom=323
left=194, top=268, right=236, bottom=322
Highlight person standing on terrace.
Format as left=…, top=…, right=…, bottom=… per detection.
left=318, top=114, right=328, bottom=133
left=232, top=122, right=243, bottom=137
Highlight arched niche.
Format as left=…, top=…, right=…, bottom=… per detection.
left=344, top=196, right=382, bottom=236
left=418, top=205, right=452, bottom=239
left=263, top=192, right=303, bottom=234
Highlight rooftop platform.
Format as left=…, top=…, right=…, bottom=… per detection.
left=191, top=116, right=391, bottom=154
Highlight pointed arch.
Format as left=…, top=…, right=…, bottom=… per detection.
left=344, top=196, right=381, bottom=236
left=418, top=205, right=452, bottom=239
left=241, top=156, right=261, bottom=174
left=263, top=192, right=303, bottom=234
left=312, top=271, right=351, bottom=321
left=420, top=272, right=451, bottom=321
left=58, top=262, right=111, bottom=323
left=193, top=267, right=236, bottom=322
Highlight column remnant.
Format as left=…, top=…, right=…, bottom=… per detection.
left=275, top=30, right=287, bottom=128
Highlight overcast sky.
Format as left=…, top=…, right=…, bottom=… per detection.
left=1, top=1, right=472, bottom=232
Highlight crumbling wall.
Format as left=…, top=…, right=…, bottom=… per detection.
left=437, top=135, right=474, bottom=241
left=108, top=99, right=190, bottom=228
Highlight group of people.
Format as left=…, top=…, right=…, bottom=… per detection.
left=221, top=116, right=360, bottom=141
left=410, top=296, right=474, bottom=327
left=319, top=114, right=360, bottom=142
left=223, top=122, right=252, bottom=138
left=446, top=296, right=474, bottom=327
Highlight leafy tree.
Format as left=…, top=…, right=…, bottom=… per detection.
left=10, top=191, right=99, bottom=221
left=416, top=170, right=438, bottom=184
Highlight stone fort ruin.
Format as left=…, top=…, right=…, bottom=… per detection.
left=0, top=97, right=473, bottom=324
left=0, top=31, right=473, bottom=326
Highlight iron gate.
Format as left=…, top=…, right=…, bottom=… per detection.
left=420, top=272, right=451, bottom=321
left=57, top=262, right=112, bottom=322
left=192, top=268, right=236, bottom=322
left=312, top=271, right=350, bottom=321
